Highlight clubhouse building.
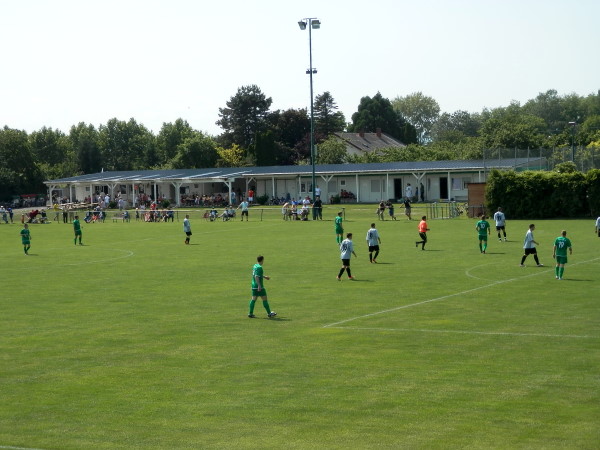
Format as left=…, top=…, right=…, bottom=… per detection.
left=44, top=158, right=544, bottom=207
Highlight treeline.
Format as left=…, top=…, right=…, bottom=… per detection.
left=1, top=86, right=599, bottom=201
left=486, top=166, right=600, bottom=218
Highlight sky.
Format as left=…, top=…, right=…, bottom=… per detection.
left=1, top=0, right=599, bottom=137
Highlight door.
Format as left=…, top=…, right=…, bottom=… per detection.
left=394, top=179, right=403, bottom=200
left=440, top=177, right=448, bottom=200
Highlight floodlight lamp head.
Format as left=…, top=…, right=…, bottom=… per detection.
left=298, top=20, right=307, bottom=30
left=311, top=19, right=321, bottom=29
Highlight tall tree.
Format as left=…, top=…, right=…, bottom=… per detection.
left=216, top=85, right=272, bottom=150
left=168, top=132, right=218, bottom=169
left=0, top=127, right=43, bottom=199
left=392, top=92, right=440, bottom=144
left=348, top=92, right=416, bottom=144
left=316, top=136, right=348, bottom=164
left=156, top=119, right=195, bottom=165
left=268, top=108, right=310, bottom=165
left=479, top=103, right=546, bottom=149
left=216, top=144, right=246, bottom=168
left=69, top=123, right=101, bottom=174
left=314, top=91, right=346, bottom=135
left=98, top=118, right=154, bottom=171
left=431, top=110, right=482, bottom=143
left=29, top=127, right=69, bottom=166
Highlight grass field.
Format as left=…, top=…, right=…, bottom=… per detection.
left=1, top=205, right=599, bottom=449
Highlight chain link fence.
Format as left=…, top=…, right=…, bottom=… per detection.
left=482, top=146, right=600, bottom=172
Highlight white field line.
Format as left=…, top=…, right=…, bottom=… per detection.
left=0, top=446, right=46, bottom=450
left=323, top=257, right=600, bottom=335
left=326, top=326, right=596, bottom=339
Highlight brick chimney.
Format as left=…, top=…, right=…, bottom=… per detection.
left=358, top=130, right=365, bottom=138
left=376, top=128, right=382, bottom=138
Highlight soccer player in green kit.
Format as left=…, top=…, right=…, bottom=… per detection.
left=552, top=230, right=572, bottom=280
left=476, top=214, right=491, bottom=253
left=20, top=223, right=31, bottom=255
left=248, top=255, right=276, bottom=318
left=335, top=211, right=344, bottom=244
left=73, top=215, right=83, bottom=245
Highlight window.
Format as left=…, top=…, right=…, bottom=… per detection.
left=300, top=183, right=306, bottom=193
left=340, top=179, right=346, bottom=186
left=371, top=180, right=380, bottom=193
left=451, top=178, right=463, bottom=190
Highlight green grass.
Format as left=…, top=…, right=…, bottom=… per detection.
left=1, top=206, right=599, bottom=449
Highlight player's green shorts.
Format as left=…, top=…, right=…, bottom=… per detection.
left=252, top=288, right=267, bottom=297
left=74, top=230, right=82, bottom=236
left=478, top=234, right=488, bottom=241
left=21, top=239, right=30, bottom=245
left=335, top=226, right=343, bottom=234
left=556, top=255, right=568, bottom=264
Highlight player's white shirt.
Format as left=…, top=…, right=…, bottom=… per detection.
left=405, top=185, right=412, bottom=198
left=340, top=239, right=354, bottom=259
left=183, top=218, right=191, bottom=232
left=240, top=201, right=249, bottom=211
left=523, top=230, right=536, bottom=249
left=366, top=228, right=380, bottom=246
left=493, top=211, right=506, bottom=226
left=596, top=217, right=600, bottom=228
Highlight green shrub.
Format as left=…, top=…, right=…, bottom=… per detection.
left=256, top=194, right=269, bottom=205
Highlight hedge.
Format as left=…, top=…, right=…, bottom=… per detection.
left=486, top=169, right=600, bottom=219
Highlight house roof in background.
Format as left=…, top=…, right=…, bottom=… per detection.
left=333, top=132, right=406, bottom=152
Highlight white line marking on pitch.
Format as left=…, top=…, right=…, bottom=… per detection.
left=0, top=445, right=46, bottom=450
left=465, top=263, right=497, bottom=281
left=323, top=256, right=600, bottom=330
left=326, top=326, right=596, bottom=339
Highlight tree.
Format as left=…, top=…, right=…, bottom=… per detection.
left=98, top=118, right=155, bottom=171
left=29, top=127, right=70, bottom=166
left=0, top=127, right=44, bottom=199
left=216, top=85, right=272, bottom=149
left=268, top=108, right=310, bottom=165
left=431, top=110, right=482, bottom=143
left=479, top=103, right=546, bottom=149
left=348, top=92, right=416, bottom=144
left=70, top=123, right=101, bottom=174
left=216, top=144, right=246, bottom=168
left=392, top=92, right=440, bottom=144
left=314, top=91, right=346, bottom=135
left=156, top=119, right=195, bottom=165
left=316, top=136, right=348, bottom=164
left=168, top=132, right=218, bottom=169
left=30, top=127, right=78, bottom=180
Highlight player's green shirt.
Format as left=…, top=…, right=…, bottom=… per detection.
left=335, top=215, right=343, bottom=231
left=73, top=219, right=81, bottom=233
left=553, top=236, right=571, bottom=257
left=251, top=263, right=263, bottom=289
left=476, top=220, right=490, bottom=236
left=20, top=228, right=31, bottom=243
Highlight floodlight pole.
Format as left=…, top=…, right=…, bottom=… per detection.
left=299, top=17, right=319, bottom=205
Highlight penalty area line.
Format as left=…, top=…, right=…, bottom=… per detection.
left=0, top=446, right=46, bottom=450
left=326, top=326, right=597, bottom=339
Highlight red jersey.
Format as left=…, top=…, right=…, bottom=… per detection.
left=418, top=220, right=428, bottom=233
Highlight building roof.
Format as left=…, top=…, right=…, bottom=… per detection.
left=44, top=158, right=545, bottom=185
left=333, top=131, right=405, bottom=153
